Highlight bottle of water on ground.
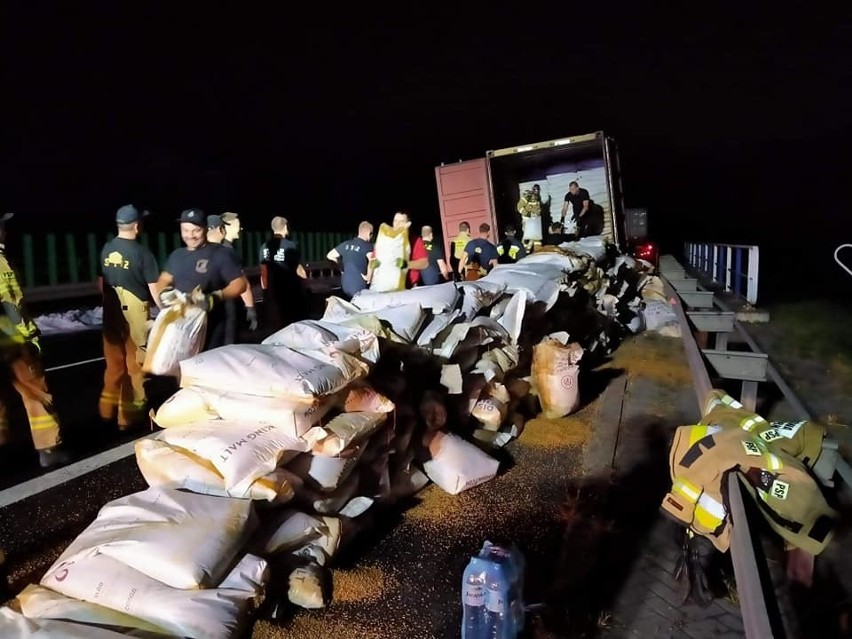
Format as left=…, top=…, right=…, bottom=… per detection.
left=462, top=556, right=489, bottom=639
left=485, top=560, right=511, bottom=639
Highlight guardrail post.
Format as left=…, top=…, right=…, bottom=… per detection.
left=46, top=234, right=58, bottom=286
left=87, top=233, right=98, bottom=282
left=747, top=246, right=759, bottom=305
left=22, top=234, right=35, bottom=288
left=65, top=234, right=79, bottom=284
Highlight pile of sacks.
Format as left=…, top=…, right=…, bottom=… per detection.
left=2, top=241, right=662, bottom=636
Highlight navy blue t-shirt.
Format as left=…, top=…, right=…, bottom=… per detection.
left=164, top=243, right=243, bottom=295
left=335, top=237, right=373, bottom=297
left=420, top=238, right=445, bottom=286
left=464, top=238, right=499, bottom=272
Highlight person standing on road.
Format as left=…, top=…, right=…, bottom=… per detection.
left=260, top=216, right=307, bottom=330
left=0, top=213, right=69, bottom=468
left=155, top=209, right=247, bottom=351
left=326, top=221, right=374, bottom=300
left=207, top=214, right=257, bottom=343
left=98, top=205, right=161, bottom=431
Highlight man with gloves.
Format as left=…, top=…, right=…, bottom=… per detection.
left=155, top=208, right=247, bottom=351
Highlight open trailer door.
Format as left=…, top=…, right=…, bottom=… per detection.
left=486, top=132, right=623, bottom=249
left=435, top=159, right=497, bottom=260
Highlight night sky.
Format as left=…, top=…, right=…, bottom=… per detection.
left=4, top=5, right=851, bottom=299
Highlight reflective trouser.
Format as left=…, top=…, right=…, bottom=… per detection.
left=99, top=287, right=149, bottom=428
left=0, top=345, right=61, bottom=450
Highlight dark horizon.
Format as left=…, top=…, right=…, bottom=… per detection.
left=4, top=5, right=852, bottom=301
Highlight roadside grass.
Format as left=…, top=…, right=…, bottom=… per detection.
left=760, top=300, right=852, bottom=380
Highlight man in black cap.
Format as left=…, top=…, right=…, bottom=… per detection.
left=0, top=213, right=69, bottom=467
left=206, top=214, right=257, bottom=343
left=98, top=205, right=161, bottom=431
left=155, top=209, right=247, bottom=351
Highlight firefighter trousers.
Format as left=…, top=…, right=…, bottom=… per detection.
left=100, top=287, right=149, bottom=428
left=0, top=345, right=61, bottom=451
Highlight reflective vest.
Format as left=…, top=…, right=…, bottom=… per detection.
left=0, top=250, right=39, bottom=349
left=450, top=232, right=471, bottom=260
left=662, top=423, right=837, bottom=555
left=700, top=390, right=825, bottom=469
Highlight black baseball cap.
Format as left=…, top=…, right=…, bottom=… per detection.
left=116, top=205, right=149, bottom=224
left=206, top=214, right=230, bottom=229
left=177, top=208, right=205, bottom=226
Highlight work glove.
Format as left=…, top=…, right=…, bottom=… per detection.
left=394, top=258, right=407, bottom=269
left=369, top=259, right=381, bottom=269
left=192, top=290, right=222, bottom=313
left=246, top=307, right=258, bottom=331
left=159, top=287, right=182, bottom=308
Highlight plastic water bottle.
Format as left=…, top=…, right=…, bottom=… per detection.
left=479, top=542, right=525, bottom=637
left=485, top=561, right=510, bottom=639
left=462, top=557, right=489, bottom=639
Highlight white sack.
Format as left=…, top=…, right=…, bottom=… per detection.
left=519, top=251, right=588, bottom=273
left=557, top=236, right=607, bottom=261
left=153, top=386, right=337, bottom=439
left=480, top=269, right=560, bottom=311
left=288, top=563, right=327, bottom=609
left=471, top=382, right=511, bottom=430
left=135, top=437, right=295, bottom=503
left=352, top=281, right=459, bottom=314
left=423, top=432, right=500, bottom=495
left=342, top=383, right=395, bottom=413
left=521, top=215, right=542, bottom=241
left=17, top=584, right=171, bottom=637
left=40, top=553, right=267, bottom=639
left=0, top=607, right=153, bottom=639
left=497, top=290, right=528, bottom=344
left=179, top=344, right=368, bottom=400
left=47, top=488, right=254, bottom=590
left=532, top=337, right=584, bottom=419
left=159, top=420, right=307, bottom=495
left=262, top=510, right=325, bottom=554
left=306, top=412, right=387, bottom=457
left=323, top=297, right=426, bottom=343
left=369, top=223, right=409, bottom=293
left=287, top=448, right=364, bottom=492
left=417, top=310, right=463, bottom=347
left=642, top=299, right=679, bottom=332
left=262, top=319, right=380, bottom=364
left=457, top=280, right=507, bottom=320
left=142, top=300, right=206, bottom=377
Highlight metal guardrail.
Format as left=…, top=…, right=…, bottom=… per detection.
left=14, top=230, right=350, bottom=289
left=663, top=277, right=779, bottom=638
left=684, top=242, right=759, bottom=305
left=664, top=253, right=852, bottom=638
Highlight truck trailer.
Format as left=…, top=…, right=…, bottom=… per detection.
left=434, top=131, right=657, bottom=265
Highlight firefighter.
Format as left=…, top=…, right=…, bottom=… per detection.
left=260, top=216, right=307, bottom=331
left=98, top=205, right=161, bottom=431
left=0, top=213, right=69, bottom=468
left=448, top=221, right=471, bottom=281
left=155, top=209, right=247, bottom=350
left=207, top=214, right=257, bottom=343
left=458, top=222, right=498, bottom=279
left=496, top=224, right=527, bottom=264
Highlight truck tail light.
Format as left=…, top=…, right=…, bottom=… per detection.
left=634, top=242, right=659, bottom=267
